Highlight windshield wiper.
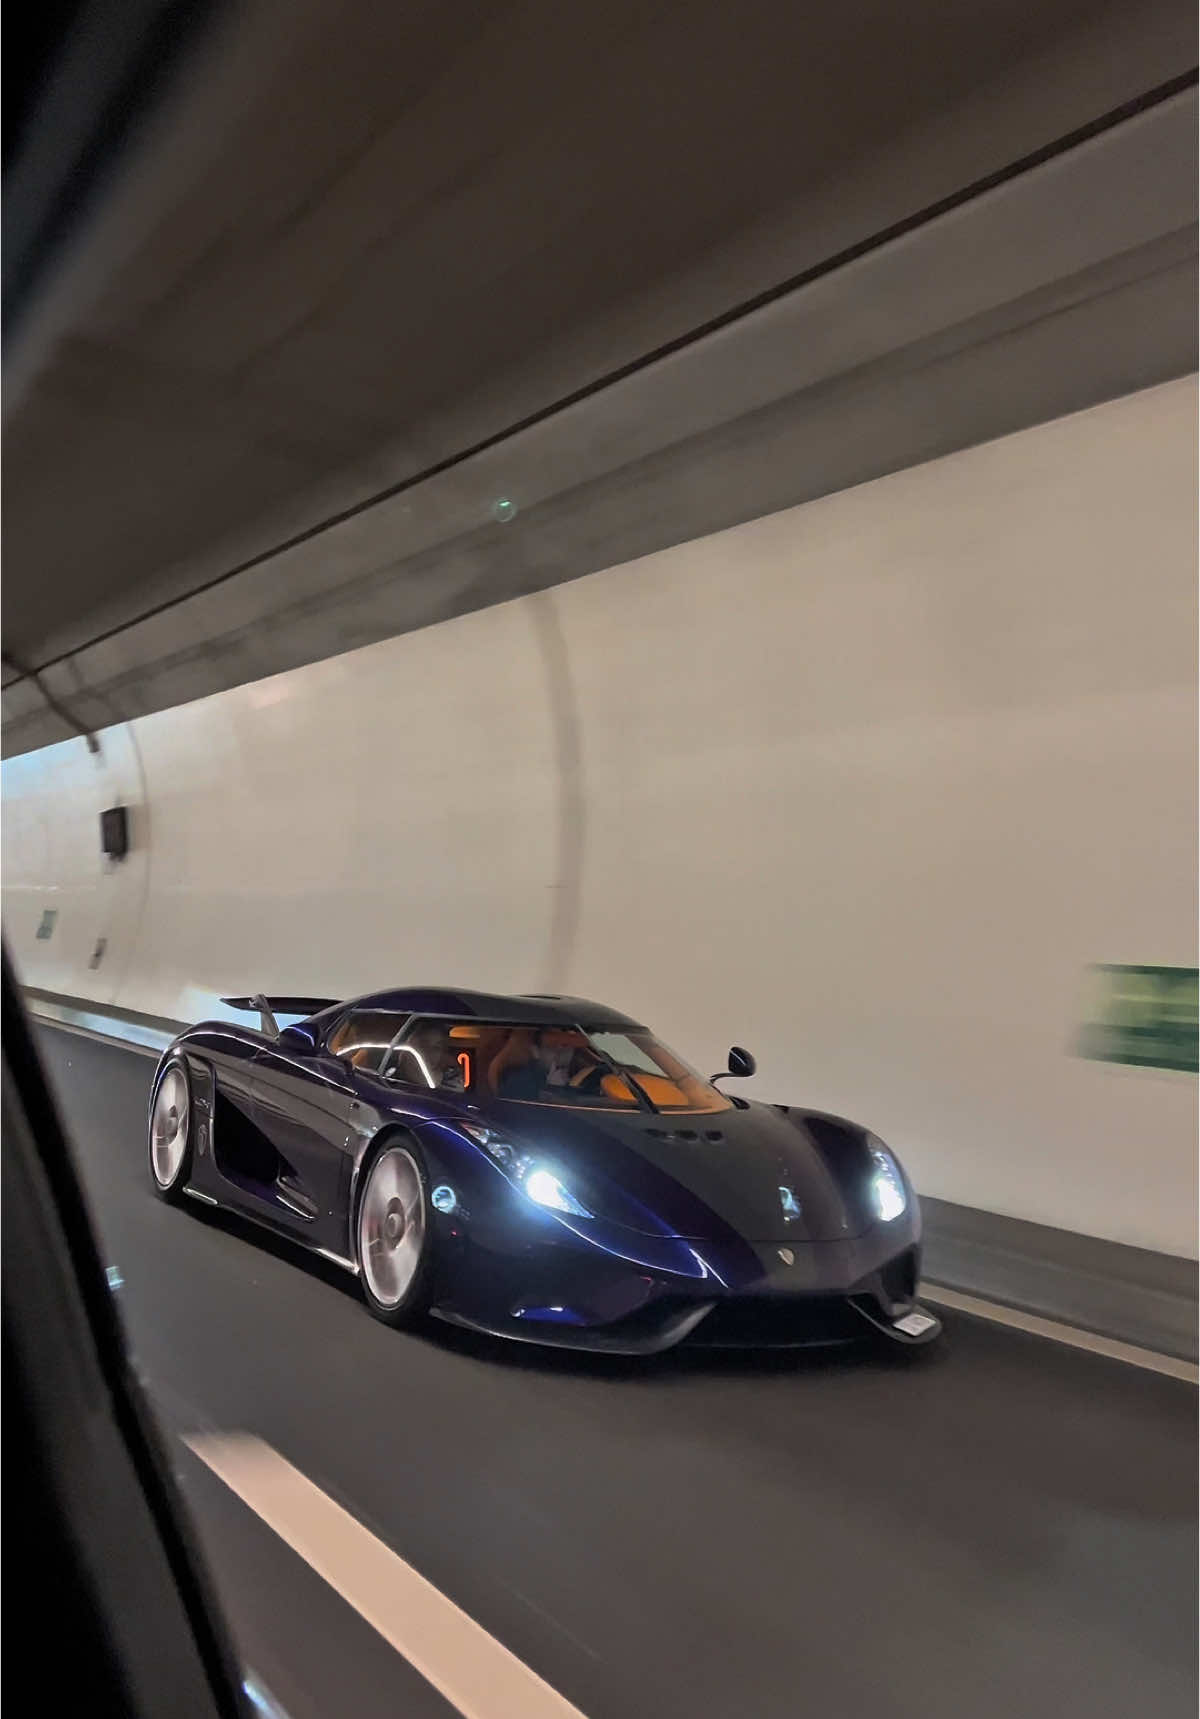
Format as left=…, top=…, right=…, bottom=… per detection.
left=579, top=1028, right=659, bottom=1113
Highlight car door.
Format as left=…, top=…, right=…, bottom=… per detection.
left=202, top=1031, right=268, bottom=1192
left=249, top=1031, right=361, bottom=1256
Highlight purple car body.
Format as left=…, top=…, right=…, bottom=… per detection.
left=147, top=987, right=940, bottom=1353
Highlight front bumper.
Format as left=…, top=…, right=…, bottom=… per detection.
left=432, top=1288, right=942, bottom=1354
left=429, top=1227, right=940, bottom=1355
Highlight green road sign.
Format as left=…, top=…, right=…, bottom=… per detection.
left=1079, top=964, right=1198, bottom=1074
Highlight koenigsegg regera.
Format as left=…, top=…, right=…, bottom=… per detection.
left=147, top=988, right=941, bottom=1353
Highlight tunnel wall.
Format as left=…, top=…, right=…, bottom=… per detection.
left=4, top=377, right=1196, bottom=1256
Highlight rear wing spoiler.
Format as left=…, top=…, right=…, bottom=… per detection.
left=221, top=994, right=340, bottom=1038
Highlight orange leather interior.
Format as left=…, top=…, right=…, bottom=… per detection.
left=600, top=1072, right=636, bottom=1103
left=487, top=1028, right=535, bottom=1094
left=329, top=1010, right=401, bottom=1070
left=627, top=1072, right=689, bottom=1108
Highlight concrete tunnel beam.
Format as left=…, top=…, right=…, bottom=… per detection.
left=2, top=0, right=1196, bottom=752
left=2, top=79, right=1196, bottom=757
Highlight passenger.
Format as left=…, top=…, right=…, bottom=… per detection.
left=496, top=1031, right=601, bottom=1101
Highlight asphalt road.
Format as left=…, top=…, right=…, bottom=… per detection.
left=39, top=1026, right=1198, bottom=1719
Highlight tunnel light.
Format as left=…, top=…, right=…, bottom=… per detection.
left=868, top=1140, right=907, bottom=1222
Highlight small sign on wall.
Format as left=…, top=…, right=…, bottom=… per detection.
left=1079, top=964, right=1198, bottom=1074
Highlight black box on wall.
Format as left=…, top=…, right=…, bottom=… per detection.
left=100, top=805, right=129, bottom=860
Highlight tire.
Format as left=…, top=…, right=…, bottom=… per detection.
left=148, top=1056, right=194, bottom=1204
left=354, top=1138, right=434, bottom=1327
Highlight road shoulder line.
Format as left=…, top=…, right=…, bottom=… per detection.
left=185, top=1433, right=587, bottom=1719
left=922, top=1282, right=1198, bottom=1382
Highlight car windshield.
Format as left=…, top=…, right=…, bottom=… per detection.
left=380, top=1019, right=730, bottom=1113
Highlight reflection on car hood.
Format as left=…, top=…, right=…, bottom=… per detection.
left=486, top=1098, right=877, bottom=1242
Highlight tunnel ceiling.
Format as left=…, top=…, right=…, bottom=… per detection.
left=2, top=0, right=1196, bottom=752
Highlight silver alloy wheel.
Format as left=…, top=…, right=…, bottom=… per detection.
left=150, top=1065, right=189, bottom=1188
left=358, top=1146, right=426, bottom=1309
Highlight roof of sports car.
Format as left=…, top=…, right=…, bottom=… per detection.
left=345, top=988, right=646, bottom=1030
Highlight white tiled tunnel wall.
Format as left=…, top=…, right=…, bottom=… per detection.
left=4, top=378, right=1196, bottom=1254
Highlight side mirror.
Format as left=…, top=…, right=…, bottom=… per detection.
left=712, top=1045, right=756, bottom=1084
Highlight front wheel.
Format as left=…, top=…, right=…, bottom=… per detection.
left=355, top=1140, right=434, bottom=1327
left=148, top=1057, right=193, bottom=1203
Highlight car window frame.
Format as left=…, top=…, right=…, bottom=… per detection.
left=325, top=1011, right=721, bottom=1113
left=380, top=1029, right=438, bottom=1088
left=378, top=1015, right=480, bottom=1091
left=376, top=1015, right=654, bottom=1110
left=325, top=1008, right=413, bottom=1073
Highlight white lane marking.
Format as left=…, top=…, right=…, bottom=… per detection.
left=922, top=1283, right=1198, bottom=1383
left=184, top=1433, right=588, bottom=1719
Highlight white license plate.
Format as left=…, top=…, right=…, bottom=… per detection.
left=893, top=1311, right=937, bottom=1338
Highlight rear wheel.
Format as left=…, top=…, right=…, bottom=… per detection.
left=355, top=1141, right=434, bottom=1326
left=148, top=1058, right=193, bottom=1204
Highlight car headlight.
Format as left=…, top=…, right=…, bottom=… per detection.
left=462, top=1124, right=592, bottom=1218
left=522, top=1167, right=591, bottom=1216
left=867, top=1138, right=907, bottom=1222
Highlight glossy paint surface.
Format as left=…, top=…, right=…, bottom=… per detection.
left=154, top=990, right=925, bottom=1350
